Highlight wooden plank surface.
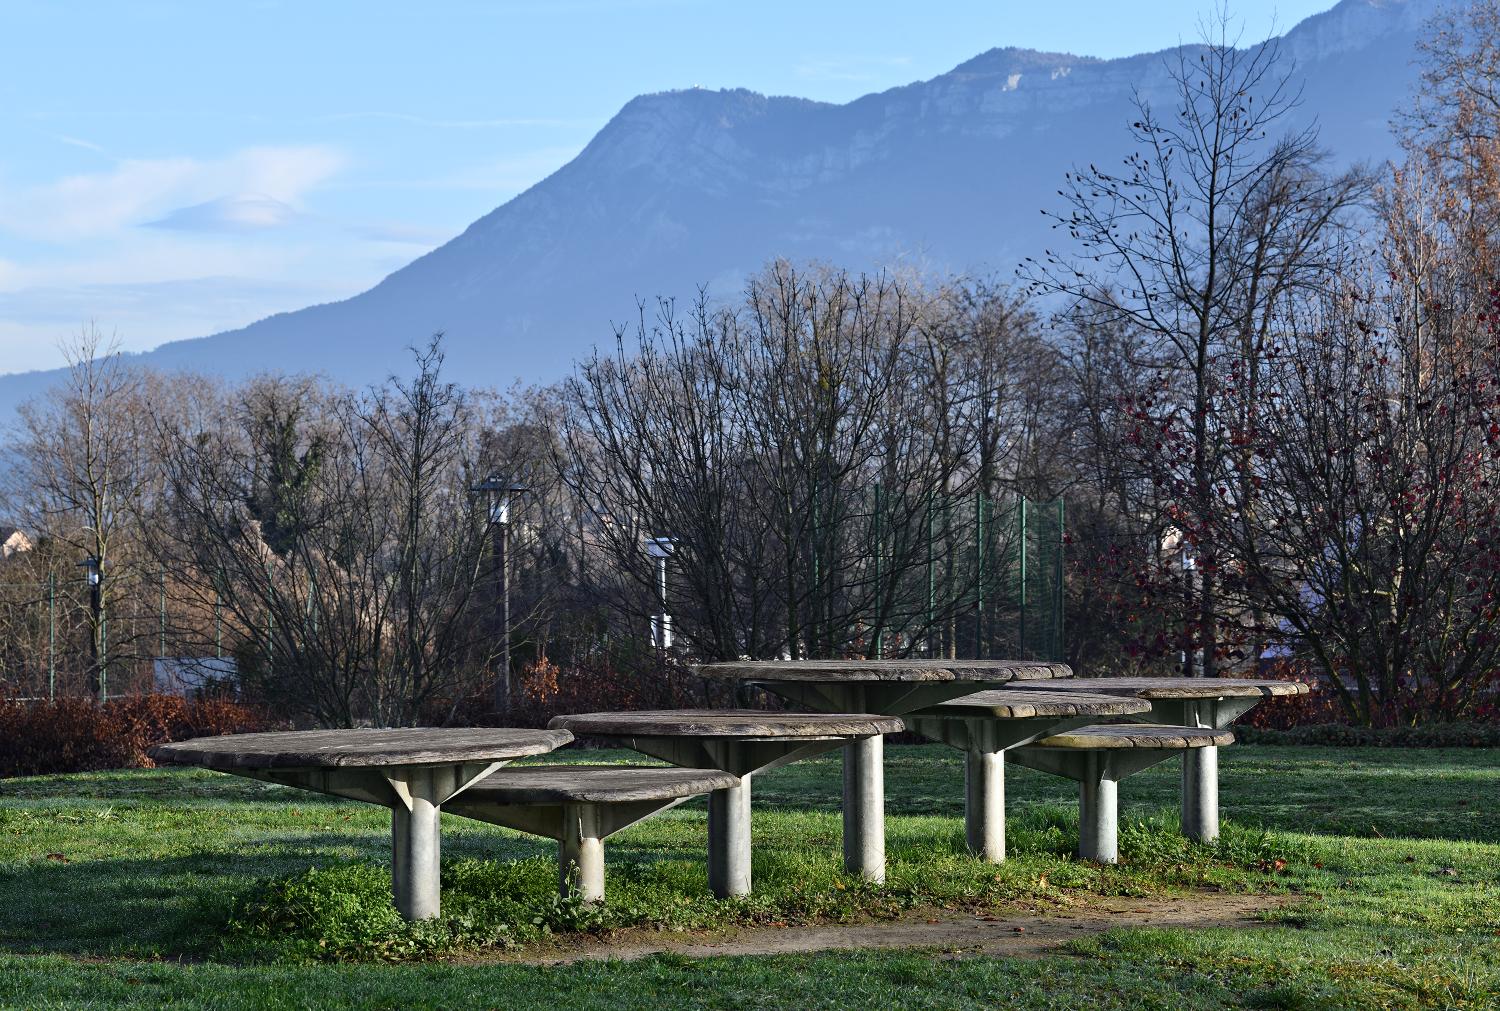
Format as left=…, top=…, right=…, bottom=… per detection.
left=549, top=709, right=905, bottom=739
left=925, top=689, right=1153, bottom=719
left=1030, top=723, right=1236, bottom=750
left=696, top=659, right=1072, bottom=683
left=150, top=727, right=574, bottom=770
left=1039, top=677, right=1310, bottom=699
left=465, top=764, right=739, bottom=804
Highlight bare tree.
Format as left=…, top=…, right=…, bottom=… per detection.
left=151, top=341, right=498, bottom=726
left=1398, top=0, right=1500, bottom=279
left=3, top=328, right=153, bottom=699
left=556, top=262, right=1053, bottom=663
left=1024, top=19, right=1367, bottom=677
left=1220, top=245, right=1500, bottom=723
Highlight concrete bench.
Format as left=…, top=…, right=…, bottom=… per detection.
left=445, top=764, right=739, bottom=902
left=549, top=710, right=903, bottom=897
left=1009, top=724, right=1233, bottom=863
left=1038, top=677, right=1310, bottom=841
left=150, top=727, right=572, bottom=921
left=904, top=689, right=1152, bottom=862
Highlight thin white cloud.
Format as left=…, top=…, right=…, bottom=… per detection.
left=0, top=145, right=346, bottom=241
left=51, top=134, right=108, bottom=155
left=0, top=275, right=349, bottom=372
left=316, top=111, right=599, bottom=130
left=352, top=221, right=455, bottom=246
left=355, top=145, right=583, bottom=194
left=0, top=232, right=333, bottom=293
left=795, top=55, right=914, bottom=83
left=145, top=194, right=303, bottom=233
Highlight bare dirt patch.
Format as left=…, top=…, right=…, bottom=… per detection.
left=482, top=891, right=1295, bottom=965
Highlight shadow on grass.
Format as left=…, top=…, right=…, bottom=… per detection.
left=751, top=744, right=1500, bottom=843
left=0, top=829, right=566, bottom=958
left=1, top=744, right=1496, bottom=965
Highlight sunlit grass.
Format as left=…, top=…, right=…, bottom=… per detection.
left=1, top=744, right=1497, bottom=1008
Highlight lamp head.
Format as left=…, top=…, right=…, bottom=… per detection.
left=471, top=475, right=529, bottom=524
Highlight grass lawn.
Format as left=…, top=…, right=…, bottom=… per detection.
left=0, top=743, right=1497, bottom=1008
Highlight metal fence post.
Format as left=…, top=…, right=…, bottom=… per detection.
left=1018, top=497, right=1029, bottom=658
left=265, top=561, right=275, bottom=667
left=99, top=578, right=108, bottom=703
left=926, top=491, right=935, bottom=657
left=974, top=491, right=985, bottom=659
left=47, top=572, right=56, bottom=700
left=1055, top=498, right=1066, bottom=661
left=872, top=484, right=883, bottom=658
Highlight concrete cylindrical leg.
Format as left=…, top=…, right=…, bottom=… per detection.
left=391, top=778, right=442, bottom=919
left=964, top=746, right=1005, bottom=862
left=708, top=774, right=752, bottom=898
left=1182, top=745, right=1220, bottom=842
left=843, top=734, right=886, bottom=882
left=1078, top=757, right=1119, bottom=864
left=560, top=802, right=606, bottom=902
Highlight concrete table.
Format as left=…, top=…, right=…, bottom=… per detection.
left=150, top=727, right=573, bottom=920
left=1009, top=724, right=1235, bottom=862
left=904, top=689, right=1152, bottom=862
left=700, top=659, right=1074, bottom=716
left=445, top=765, right=739, bottom=901
left=1037, top=677, right=1310, bottom=841
left=548, top=710, right=903, bottom=897
left=698, top=660, right=1072, bottom=874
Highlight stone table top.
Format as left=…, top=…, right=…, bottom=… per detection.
left=464, top=764, right=740, bottom=804
left=697, top=659, right=1073, bottom=683
left=1029, top=723, right=1236, bottom=750
left=150, top=727, right=575, bottom=771
left=1037, top=677, right=1309, bottom=699
left=549, top=709, right=905, bottom=739
left=920, top=689, right=1153, bottom=719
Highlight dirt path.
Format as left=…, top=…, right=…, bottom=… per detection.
left=492, top=891, right=1294, bottom=965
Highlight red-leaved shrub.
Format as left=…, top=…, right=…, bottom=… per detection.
left=1240, top=661, right=1500, bottom=729
left=0, top=694, right=270, bottom=778
left=451, top=657, right=747, bottom=729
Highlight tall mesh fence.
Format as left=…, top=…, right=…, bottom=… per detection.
left=0, top=494, right=1067, bottom=699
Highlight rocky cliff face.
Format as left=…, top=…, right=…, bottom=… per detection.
left=0, top=0, right=1448, bottom=411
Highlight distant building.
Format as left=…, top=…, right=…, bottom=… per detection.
left=152, top=657, right=239, bottom=698
left=0, top=528, right=32, bottom=558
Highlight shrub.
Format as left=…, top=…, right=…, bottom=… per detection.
left=450, top=656, right=742, bottom=728
left=222, top=858, right=592, bottom=962
left=1242, top=661, right=1500, bottom=728
left=0, top=693, right=270, bottom=778
left=1234, top=722, right=1500, bottom=748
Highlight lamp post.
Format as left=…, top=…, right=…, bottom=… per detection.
left=79, top=555, right=105, bottom=701
left=645, top=536, right=675, bottom=653
left=473, top=476, right=528, bottom=715
left=1181, top=546, right=1200, bottom=678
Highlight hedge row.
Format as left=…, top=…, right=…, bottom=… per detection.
left=1233, top=722, right=1500, bottom=748
left=455, top=658, right=740, bottom=730
left=0, top=694, right=270, bottom=779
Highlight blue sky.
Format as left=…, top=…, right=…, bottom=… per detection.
left=0, top=0, right=1334, bottom=374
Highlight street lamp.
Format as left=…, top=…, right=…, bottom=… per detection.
left=1181, top=545, right=1200, bottom=678
left=78, top=555, right=105, bottom=701
left=645, top=536, right=675, bottom=651
left=472, top=476, right=528, bottom=715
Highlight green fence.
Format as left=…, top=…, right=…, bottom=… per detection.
left=0, top=568, right=231, bottom=701
left=933, top=492, right=1064, bottom=663
left=807, top=488, right=1065, bottom=663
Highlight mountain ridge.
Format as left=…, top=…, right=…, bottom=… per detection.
left=0, top=0, right=1446, bottom=412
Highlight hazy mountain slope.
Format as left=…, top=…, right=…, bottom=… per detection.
left=0, top=0, right=1444, bottom=412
